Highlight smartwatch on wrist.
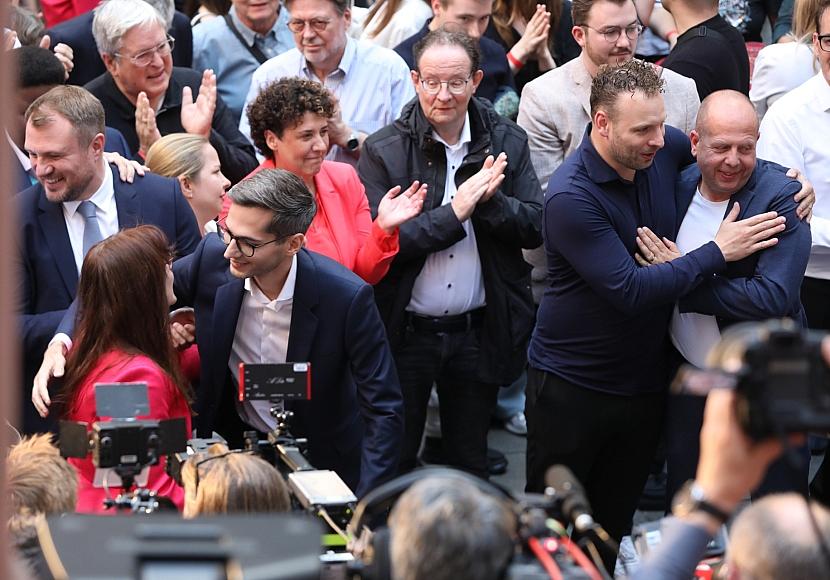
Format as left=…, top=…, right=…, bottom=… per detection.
left=671, top=480, right=732, bottom=524
left=345, top=131, right=360, bottom=152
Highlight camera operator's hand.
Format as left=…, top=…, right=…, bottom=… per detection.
left=32, top=340, right=68, bottom=418
left=714, top=203, right=786, bottom=262
left=692, top=390, right=798, bottom=532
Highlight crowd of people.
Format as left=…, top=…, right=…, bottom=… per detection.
left=6, top=0, right=830, bottom=576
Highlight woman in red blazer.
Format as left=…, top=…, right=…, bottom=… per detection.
left=57, top=226, right=193, bottom=513
left=221, top=78, right=425, bottom=284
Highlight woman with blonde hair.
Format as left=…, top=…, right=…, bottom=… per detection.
left=750, top=0, right=820, bottom=120
left=358, top=0, right=432, bottom=49
left=146, top=134, right=230, bottom=235
left=181, top=443, right=290, bottom=517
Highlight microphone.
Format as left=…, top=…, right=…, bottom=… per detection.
left=544, top=465, right=595, bottom=533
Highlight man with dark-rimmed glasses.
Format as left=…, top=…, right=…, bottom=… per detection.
left=757, top=0, right=830, bottom=506
left=240, top=0, right=413, bottom=167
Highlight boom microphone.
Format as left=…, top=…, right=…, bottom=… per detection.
left=544, top=465, right=595, bottom=532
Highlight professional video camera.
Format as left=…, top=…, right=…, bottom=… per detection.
left=59, top=382, right=187, bottom=513
left=676, top=319, right=830, bottom=439
left=343, top=465, right=621, bottom=580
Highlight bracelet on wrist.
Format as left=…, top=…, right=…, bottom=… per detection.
left=507, top=51, right=524, bottom=70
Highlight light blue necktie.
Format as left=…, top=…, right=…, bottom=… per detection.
left=78, top=200, right=103, bottom=256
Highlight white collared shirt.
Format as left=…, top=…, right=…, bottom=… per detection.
left=407, top=114, right=486, bottom=317
left=61, top=161, right=118, bottom=273
left=229, top=254, right=297, bottom=432
left=240, top=37, right=414, bottom=166
left=758, top=72, right=830, bottom=279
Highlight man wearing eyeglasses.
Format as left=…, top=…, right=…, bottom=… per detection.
left=84, top=0, right=258, bottom=184
left=757, top=0, right=830, bottom=505
left=358, top=29, right=542, bottom=480
left=239, top=0, right=413, bottom=167
left=660, top=0, right=750, bottom=100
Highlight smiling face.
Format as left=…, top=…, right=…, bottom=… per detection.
left=233, top=0, right=281, bottom=34
left=692, top=97, right=758, bottom=202
left=222, top=202, right=290, bottom=281
left=286, top=0, right=350, bottom=75
left=267, top=111, right=329, bottom=180
left=25, top=112, right=105, bottom=203
left=412, top=43, right=483, bottom=141
left=188, top=144, right=230, bottom=223
left=103, top=22, right=172, bottom=105
left=573, top=0, right=639, bottom=76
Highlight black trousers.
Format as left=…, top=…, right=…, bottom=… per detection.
left=525, top=367, right=665, bottom=555
left=394, top=324, right=499, bottom=479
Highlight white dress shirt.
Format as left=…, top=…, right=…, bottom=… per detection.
left=669, top=189, right=728, bottom=367
left=407, top=114, right=486, bottom=317
left=229, top=254, right=297, bottom=432
left=757, top=72, right=830, bottom=280
left=749, top=42, right=816, bottom=121
left=240, top=37, right=414, bottom=166
left=61, top=161, right=118, bottom=273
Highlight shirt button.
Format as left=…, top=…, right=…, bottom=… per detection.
left=444, top=310, right=449, bottom=314
left=449, top=254, right=454, bottom=258
left=447, top=283, right=452, bottom=288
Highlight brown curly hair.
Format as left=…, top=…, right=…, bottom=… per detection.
left=247, top=78, right=336, bottom=159
left=590, top=59, right=665, bottom=120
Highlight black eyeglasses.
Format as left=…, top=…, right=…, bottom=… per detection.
left=582, top=23, right=643, bottom=43
left=818, top=33, right=830, bottom=52
left=114, top=35, right=175, bottom=67
left=217, top=222, right=285, bottom=258
left=192, top=450, right=252, bottom=492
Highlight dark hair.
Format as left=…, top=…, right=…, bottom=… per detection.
left=227, top=169, right=317, bottom=237
left=15, top=47, right=66, bottom=90
left=285, top=0, right=349, bottom=14
left=25, top=85, right=106, bottom=148
left=816, top=0, right=830, bottom=32
left=59, top=226, right=191, bottom=415
left=246, top=78, right=335, bottom=159
left=413, top=28, right=482, bottom=74
left=590, top=58, right=665, bottom=119
left=571, top=0, right=632, bottom=26
left=492, top=0, right=563, bottom=55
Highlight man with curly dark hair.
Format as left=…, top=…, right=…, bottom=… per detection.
left=525, top=59, right=793, bottom=571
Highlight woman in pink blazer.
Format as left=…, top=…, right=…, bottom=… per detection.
left=58, top=226, right=193, bottom=513
left=221, top=78, right=425, bottom=284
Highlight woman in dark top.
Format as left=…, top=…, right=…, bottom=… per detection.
left=489, top=0, right=580, bottom=93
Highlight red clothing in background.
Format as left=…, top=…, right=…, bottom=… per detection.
left=66, top=349, right=192, bottom=513
left=41, top=0, right=98, bottom=28
left=220, top=159, right=399, bottom=284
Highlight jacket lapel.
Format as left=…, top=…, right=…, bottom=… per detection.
left=36, top=189, right=78, bottom=297
left=569, top=59, right=593, bottom=119
left=114, top=168, right=140, bottom=229
left=675, top=165, right=701, bottom=235
left=286, top=250, right=319, bottom=364
left=211, top=276, right=245, bottom=382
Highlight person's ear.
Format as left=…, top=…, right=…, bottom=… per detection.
left=572, top=24, right=586, bottom=48
left=286, top=233, right=306, bottom=255
left=264, top=130, right=280, bottom=155
left=89, top=132, right=105, bottom=157
left=343, top=7, right=351, bottom=27
left=593, top=109, right=611, bottom=137
left=411, top=69, right=420, bottom=92
left=102, top=53, right=118, bottom=76
left=179, top=175, right=194, bottom=198
left=471, top=69, right=484, bottom=91
left=690, top=129, right=700, bottom=157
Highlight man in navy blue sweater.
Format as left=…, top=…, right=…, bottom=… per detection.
left=524, top=60, right=792, bottom=567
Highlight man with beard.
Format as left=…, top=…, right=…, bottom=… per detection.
left=524, top=60, right=786, bottom=571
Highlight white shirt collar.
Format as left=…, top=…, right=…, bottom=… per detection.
left=63, top=160, right=115, bottom=217
left=812, top=72, right=830, bottom=112
left=243, top=253, right=298, bottom=304
left=432, top=112, right=472, bottom=151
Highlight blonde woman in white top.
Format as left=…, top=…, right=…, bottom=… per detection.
left=358, top=0, right=432, bottom=48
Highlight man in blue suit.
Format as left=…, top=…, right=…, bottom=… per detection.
left=19, top=85, right=201, bottom=434
left=171, top=169, right=404, bottom=497
left=633, top=90, right=812, bottom=504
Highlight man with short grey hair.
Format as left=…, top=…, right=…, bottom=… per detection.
left=85, top=0, right=257, bottom=183
left=388, top=475, right=516, bottom=580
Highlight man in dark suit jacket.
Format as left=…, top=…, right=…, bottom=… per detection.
left=172, top=169, right=404, bottom=497
left=20, top=85, right=201, bottom=434
left=635, top=90, right=812, bottom=505
left=47, top=4, right=193, bottom=87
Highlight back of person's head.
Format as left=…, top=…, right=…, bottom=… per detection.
left=388, top=476, right=516, bottom=580
left=227, top=169, right=318, bottom=237
left=60, top=225, right=189, bottom=415
left=25, top=85, right=106, bottom=148
left=15, top=46, right=66, bottom=90
left=246, top=78, right=335, bottom=158
left=181, top=443, right=291, bottom=518
left=92, top=0, right=167, bottom=56
left=728, top=494, right=830, bottom=580
left=9, top=5, right=45, bottom=46
left=146, top=133, right=209, bottom=181
left=7, top=434, right=77, bottom=521
left=590, top=58, right=665, bottom=119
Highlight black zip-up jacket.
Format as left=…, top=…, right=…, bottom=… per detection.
left=358, top=97, right=543, bottom=384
